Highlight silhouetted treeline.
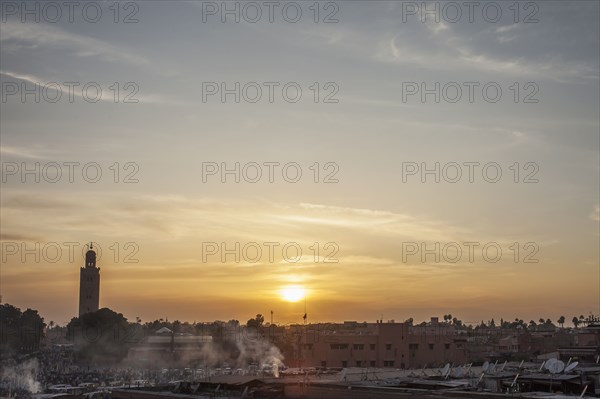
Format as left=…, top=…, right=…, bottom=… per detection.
left=67, top=308, right=135, bottom=364
left=0, top=303, right=46, bottom=356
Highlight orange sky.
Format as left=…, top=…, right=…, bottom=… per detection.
left=1, top=1, right=599, bottom=327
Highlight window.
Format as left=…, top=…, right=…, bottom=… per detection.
left=303, top=344, right=313, bottom=350
left=429, top=343, right=434, bottom=350
left=383, top=361, right=395, bottom=367
left=356, top=361, right=362, bottom=367
left=370, top=361, right=376, bottom=367
left=445, top=344, right=450, bottom=350
left=330, top=343, right=349, bottom=350
left=321, top=361, right=327, bottom=367
left=370, top=344, right=376, bottom=350
left=353, top=344, right=364, bottom=350
left=385, top=344, right=392, bottom=350
left=409, top=344, right=419, bottom=350
left=342, top=361, right=348, bottom=368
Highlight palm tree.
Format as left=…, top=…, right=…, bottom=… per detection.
left=573, top=316, right=580, bottom=328
left=557, top=316, right=565, bottom=328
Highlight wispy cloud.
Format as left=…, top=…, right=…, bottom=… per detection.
left=1, top=193, right=528, bottom=251
left=0, top=145, right=50, bottom=160
left=375, top=22, right=599, bottom=82
left=0, top=21, right=149, bottom=66
left=0, top=70, right=183, bottom=106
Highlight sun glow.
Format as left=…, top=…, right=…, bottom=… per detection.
left=280, top=286, right=306, bottom=302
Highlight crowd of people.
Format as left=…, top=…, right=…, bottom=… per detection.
left=1, top=344, right=265, bottom=398
left=1, top=345, right=160, bottom=397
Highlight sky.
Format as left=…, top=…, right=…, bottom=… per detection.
left=0, top=1, right=599, bottom=327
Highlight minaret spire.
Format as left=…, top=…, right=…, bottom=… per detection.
left=79, top=240, right=100, bottom=316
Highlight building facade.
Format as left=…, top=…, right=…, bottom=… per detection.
left=278, top=319, right=469, bottom=369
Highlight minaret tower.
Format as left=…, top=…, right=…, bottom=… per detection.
left=78, top=243, right=100, bottom=316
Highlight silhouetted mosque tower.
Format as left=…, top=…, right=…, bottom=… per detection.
left=79, top=243, right=100, bottom=316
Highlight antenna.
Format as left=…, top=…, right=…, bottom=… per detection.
left=478, top=372, right=485, bottom=384
left=510, top=374, right=519, bottom=388
left=539, top=360, right=546, bottom=371
left=303, top=297, right=307, bottom=325
left=501, top=360, right=507, bottom=371
left=579, top=384, right=588, bottom=399
left=564, top=362, right=579, bottom=373
left=488, top=360, right=498, bottom=374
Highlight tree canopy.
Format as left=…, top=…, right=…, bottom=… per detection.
left=0, top=303, right=46, bottom=355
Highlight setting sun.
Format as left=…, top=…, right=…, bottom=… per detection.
left=279, top=286, right=306, bottom=302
